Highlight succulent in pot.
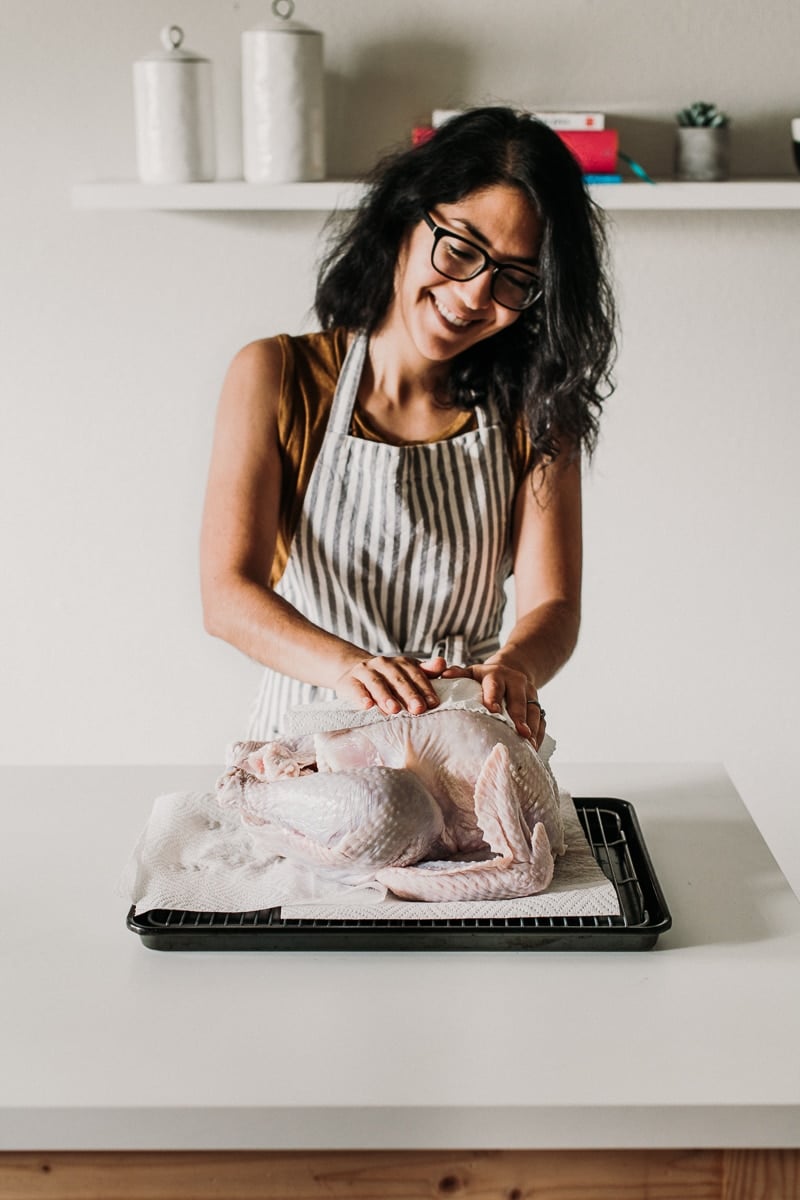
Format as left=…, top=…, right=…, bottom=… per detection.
left=676, top=101, right=730, bottom=129
left=675, top=101, right=731, bottom=181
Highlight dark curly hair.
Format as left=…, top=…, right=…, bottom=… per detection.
left=315, top=106, right=617, bottom=462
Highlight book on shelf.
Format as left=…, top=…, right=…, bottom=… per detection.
left=558, top=129, right=619, bottom=174
left=424, top=111, right=620, bottom=177
left=431, top=108, right=605, bottom=131
left=412, top=125, right=435, bottom=146
left=530, top=111, right=605, bottom=130
left=431, top=109, right=466, bottom=128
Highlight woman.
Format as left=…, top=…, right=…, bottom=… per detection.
left=200, top=107, right=616, bottom=749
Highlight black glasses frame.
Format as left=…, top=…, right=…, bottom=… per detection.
left=422, top=212, right=542, bottom=311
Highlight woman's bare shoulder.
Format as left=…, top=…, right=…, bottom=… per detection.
left=218, top=337, right=293, bottom=435
left=224, top=335, right=286, bottom=393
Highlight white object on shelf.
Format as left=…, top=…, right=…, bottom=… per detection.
left=242, top=0, right=325, bottom=183
left=133, top=25, right=216, bottom=184
left=71, top=179, right=800, bottom=213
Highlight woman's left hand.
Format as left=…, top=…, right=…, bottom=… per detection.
left=441, top=661, right=546, bottom=748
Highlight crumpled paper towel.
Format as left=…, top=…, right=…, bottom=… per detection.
left=120, top=790, right=383, bottom=916
left=120, top=789, right=619, bottom=919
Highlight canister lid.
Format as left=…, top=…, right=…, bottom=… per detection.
left=137, top=25, right=210, bottom=63
left=245, top=0, right=321, bottom=35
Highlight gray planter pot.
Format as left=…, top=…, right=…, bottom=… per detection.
left=675, top=126, right=730, bottom=181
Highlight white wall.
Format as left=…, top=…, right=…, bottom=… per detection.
left=2, top=3, right=798, bottom=793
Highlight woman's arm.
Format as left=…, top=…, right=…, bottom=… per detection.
left=448, top=448, right=582, bottom=745
left=199, top=340, right=443, bottom=716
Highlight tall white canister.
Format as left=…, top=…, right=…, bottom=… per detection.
left=242, top=0, right=325, bottom=183
left=133, top=25, right=216, bottom=184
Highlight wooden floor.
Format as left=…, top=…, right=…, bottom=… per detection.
left=0, top=1149, right=798, bottom=1200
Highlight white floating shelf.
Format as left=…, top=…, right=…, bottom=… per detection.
left=594, top=179, right=800, bottom=210
left=71, top=179, right=800, bottom=213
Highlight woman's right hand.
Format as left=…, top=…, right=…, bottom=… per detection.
left=333, top=655, right=447, bottom=716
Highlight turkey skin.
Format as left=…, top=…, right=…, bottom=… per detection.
left=216, top=680, right=564, bottom=902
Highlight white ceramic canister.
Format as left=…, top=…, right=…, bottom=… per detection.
left=242, top=0, right=325, bottom=183
left=133, top=25, right=216, bottom=184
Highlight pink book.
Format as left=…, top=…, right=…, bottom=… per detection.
left=558, top=129, right=619, bottom=174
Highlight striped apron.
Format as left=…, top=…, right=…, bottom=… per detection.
left=247, top=332, right=516, bottom=739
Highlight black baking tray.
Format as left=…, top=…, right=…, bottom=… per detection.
left=127, top=797, right=671, bottom=952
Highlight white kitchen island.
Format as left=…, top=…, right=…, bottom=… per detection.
left=1, top=762, right=798, bottom=1199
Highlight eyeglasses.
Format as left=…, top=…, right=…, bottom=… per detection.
left=422, top=212, right=542, bottom=311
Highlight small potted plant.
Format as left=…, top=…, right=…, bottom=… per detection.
left=675, top=101, right=731, bottom=181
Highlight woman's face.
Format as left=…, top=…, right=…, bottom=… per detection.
left=388, top=183, right=541, bottom=364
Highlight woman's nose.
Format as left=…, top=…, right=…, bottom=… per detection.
left=453, top=268, right=494, bottom=311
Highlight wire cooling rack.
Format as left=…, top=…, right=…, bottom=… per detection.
left=127, top=797, right=671, bottom=952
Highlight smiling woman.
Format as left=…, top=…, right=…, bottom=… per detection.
left=200, top=107, right=617, bottom=748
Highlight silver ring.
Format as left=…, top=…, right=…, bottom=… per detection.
left=526, top=700, right=541, bottom=708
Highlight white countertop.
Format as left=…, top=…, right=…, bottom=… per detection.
left=1, top=761, right=798, bottom=1152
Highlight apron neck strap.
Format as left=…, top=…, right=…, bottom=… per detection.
left=327, top=331, right=503, bottom=434
left=327, top=331, right=369, bottom=435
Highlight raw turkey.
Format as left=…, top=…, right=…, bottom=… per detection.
left=216, top=680, right=565, bottom=902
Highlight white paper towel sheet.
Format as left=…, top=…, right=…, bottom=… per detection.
left=121, top=788, right=619, bottom=919
left=284, top=676, right=528, bottom=732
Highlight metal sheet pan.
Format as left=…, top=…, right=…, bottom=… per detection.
left=127, top=797, right=672, bottom=951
